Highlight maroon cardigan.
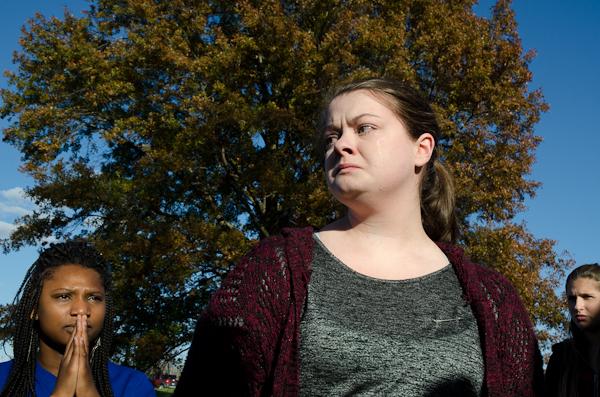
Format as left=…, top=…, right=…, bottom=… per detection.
left=175, top=227, right=545, bottom=396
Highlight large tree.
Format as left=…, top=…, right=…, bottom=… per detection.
left=1, top=0, right=569, bottom=369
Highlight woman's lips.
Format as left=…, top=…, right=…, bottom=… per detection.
left=334, top=163, right=360, bottom=175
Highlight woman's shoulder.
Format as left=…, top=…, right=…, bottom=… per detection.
left=546, top=339, right=575, bottom=377
left=0, top=360, right=13, bottom=372
left=437, top=241, right=515, bottom=287
left=107, top=361, right=155, bottom=396
left=0, top=360, right=14, bottom=388
left=107, top=360, right=148, bottom=377
left=438, top=241, right=528, bottom=313
left=251, top=226, right=314, bottom=255
left=230, top=226, right=315, bottom=275
left=550, top=339, right=573, bottom=355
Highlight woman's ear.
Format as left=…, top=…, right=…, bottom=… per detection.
left=415, top=132, right=435, bottom=167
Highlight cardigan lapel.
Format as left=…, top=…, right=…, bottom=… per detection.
left=437, top=242, right=499, bottom=396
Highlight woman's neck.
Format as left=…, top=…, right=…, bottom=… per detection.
left=37, top=339, right=64, bottom=376
left=342, top=200, right=428, bottom=242
left=319, top=211, right=447, bottom=280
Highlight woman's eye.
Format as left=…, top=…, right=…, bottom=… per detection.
left=56, top=294, right=70, bottom=300
left=324, top=132, right=339, bottom=147
left=89, top=295, right=104, bottom=302
left=357, top=124, right=374, bottom=135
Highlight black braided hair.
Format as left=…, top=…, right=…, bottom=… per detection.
left=1, top=240, right=114, bottom=397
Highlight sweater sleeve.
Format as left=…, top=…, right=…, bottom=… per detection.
left=503, top=284, right=545, bottom=396
left=478, top=269, right=545, bottom=397
left=436, top=243, right=547, bottom=396
left=174, top=236, right=294, bottom=397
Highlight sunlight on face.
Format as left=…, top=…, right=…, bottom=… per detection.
left=323, top=90, right=420, bottom=206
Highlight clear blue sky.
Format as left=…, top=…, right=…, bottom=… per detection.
left=1, top=0, right=599, bottom=309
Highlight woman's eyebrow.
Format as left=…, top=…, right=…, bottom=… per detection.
left=350, top=112, right=383, bottom=121
left=49, top=287, right=104, bottom=293
left=49, top=288, right=74, bottom=293
left=325, top=113, right=383, bottom=129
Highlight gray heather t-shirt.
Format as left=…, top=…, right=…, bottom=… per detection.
left=299, top=235, right=484, bottom=396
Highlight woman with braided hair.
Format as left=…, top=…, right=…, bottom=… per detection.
left=0, top=240, right=155, bottom=397
left=175, top=77, right=545, bottom=396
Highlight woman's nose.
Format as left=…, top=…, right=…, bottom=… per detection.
left=333, top=130, right=356, bottom=155
left=71, top=297, right=90, bottom=316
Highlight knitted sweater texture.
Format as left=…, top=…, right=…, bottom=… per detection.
left=175, top=227, right=544, bottom=397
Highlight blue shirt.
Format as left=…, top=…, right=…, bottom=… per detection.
left=0, top=360, right=156, bottom=397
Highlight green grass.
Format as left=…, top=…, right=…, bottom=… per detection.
left=156, top=387, right=175, bottom=396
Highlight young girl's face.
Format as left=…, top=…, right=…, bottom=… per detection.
left=36, top=264, right=106, bottom=348
left=567, top=277, right=600, bottom=332
left=323, top=90, right=426, bottom=206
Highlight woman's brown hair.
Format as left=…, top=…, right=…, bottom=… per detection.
left=551, top=263, right=600, bottom=397
left=320, top=78, right=457, bottom=243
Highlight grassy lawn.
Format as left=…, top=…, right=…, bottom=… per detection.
left=156, top=387, right=175, bottom=396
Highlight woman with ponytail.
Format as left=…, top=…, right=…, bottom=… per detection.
left=0, top=240, right=155, bottom=397
left=176, top=78, right=544, bottom=396
left=546, top=263, right=600, bottom=396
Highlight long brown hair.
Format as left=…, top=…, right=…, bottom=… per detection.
left=320, top=78, right=457, bottom=243
left=554, top=263, right=600, bottom=397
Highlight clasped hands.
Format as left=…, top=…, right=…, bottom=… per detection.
left=51, top=314, right=100, bottom=397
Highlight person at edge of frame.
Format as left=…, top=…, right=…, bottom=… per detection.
left=0, top=240, right=156, bottom=397
left=546, top=263, right=600, bottom=397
